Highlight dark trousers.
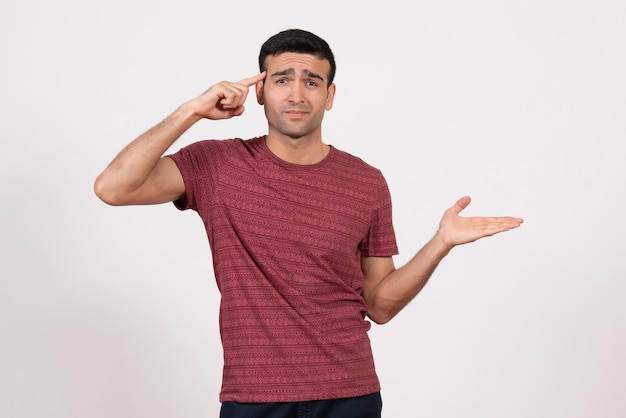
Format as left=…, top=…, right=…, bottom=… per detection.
left=220, top=391, right=382, bottom=418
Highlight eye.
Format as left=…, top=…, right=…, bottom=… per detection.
left=305, top=80, right=318, bottom=87
left=277, top=78, right=288, bottom=84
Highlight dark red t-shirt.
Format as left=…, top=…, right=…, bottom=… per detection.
left=169, top=136, right=398, bottom=402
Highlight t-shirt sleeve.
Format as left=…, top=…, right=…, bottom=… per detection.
left=359, top=176, right=399, bottom=257
left=166, top=140, right=220, bottom=212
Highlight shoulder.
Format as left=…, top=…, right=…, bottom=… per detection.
left=331, top=146, right=381, bottom=171
left=328, top=146, right=387, bottom=184
left=179, top=138, right=240, bottom=152
left=172, top=137, right=264, bottom=159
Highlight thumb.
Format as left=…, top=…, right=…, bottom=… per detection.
left=449, top=195, right=471, bottom=215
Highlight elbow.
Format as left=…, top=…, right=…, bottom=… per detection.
left=369, top=316, right=391, bottom=326
left=93, top=175, right=125, bottom=206
left=364, top=295, right=400, bottom=325
left=365, top=293, right=404, bottom=325
left=367, top=307, right=397, bottom=325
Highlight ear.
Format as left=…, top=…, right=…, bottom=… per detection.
left=325, top=83, right=336, bottom=111
left=255, top=80, right=264, bottom=105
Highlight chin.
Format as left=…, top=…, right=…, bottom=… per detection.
left=276, top=125, right=313, bottom=140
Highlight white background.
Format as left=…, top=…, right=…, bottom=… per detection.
left=1, top=1, right=625, bottom=417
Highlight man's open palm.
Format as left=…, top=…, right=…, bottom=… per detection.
left=438, top=196, right=524, bottom=247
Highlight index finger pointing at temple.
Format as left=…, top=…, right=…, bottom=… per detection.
left=237, top=72, right=267, bottom=87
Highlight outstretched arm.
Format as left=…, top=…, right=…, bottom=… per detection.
left=94, top=72, right=266, bottom=206
left=362, top=196, right=523, bottom=324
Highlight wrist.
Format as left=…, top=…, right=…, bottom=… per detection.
left=177, top=100, right=204, bottom=124
left=430, top=231, right=455, bottom=258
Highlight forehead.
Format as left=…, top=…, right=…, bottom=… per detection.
left=264, top=52, right=330, bottom=75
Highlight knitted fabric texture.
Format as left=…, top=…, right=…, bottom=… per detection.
left=169, top=137, right=398, bottom=402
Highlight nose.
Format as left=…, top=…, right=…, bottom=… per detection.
left=289, top=82, right=304, bottom=103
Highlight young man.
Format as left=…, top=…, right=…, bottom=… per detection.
left=94, top=29, right=523, bottom=417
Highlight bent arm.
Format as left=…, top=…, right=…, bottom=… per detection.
left=362, top=234, right=451, bottom=325
left=362, top=196, right=523, bottom=324
left=94, top=73, right=266, bottom=206
left=94, top=104, right=198, bottom=206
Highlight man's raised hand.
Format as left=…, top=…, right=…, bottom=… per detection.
left=190, top=72, right=266, bottom=120
left=437, top=196, right=524, bottom=249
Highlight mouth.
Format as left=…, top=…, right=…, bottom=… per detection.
left=284, top=108, right=309, bottom=117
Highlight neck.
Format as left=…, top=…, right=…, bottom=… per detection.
left=265, top=133, right=330, bottom=165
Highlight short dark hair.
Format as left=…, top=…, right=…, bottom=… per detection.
left=258, top=29, right=336, bottom=86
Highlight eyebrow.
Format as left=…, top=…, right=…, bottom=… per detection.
left=270, top=68, right=325, bottom=82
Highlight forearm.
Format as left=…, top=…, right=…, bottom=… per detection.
left=368, top=233, right=453, bottom=324
left=94, top=102, right=200, bottom=203
left=365, top=196, right=523, bottom=324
